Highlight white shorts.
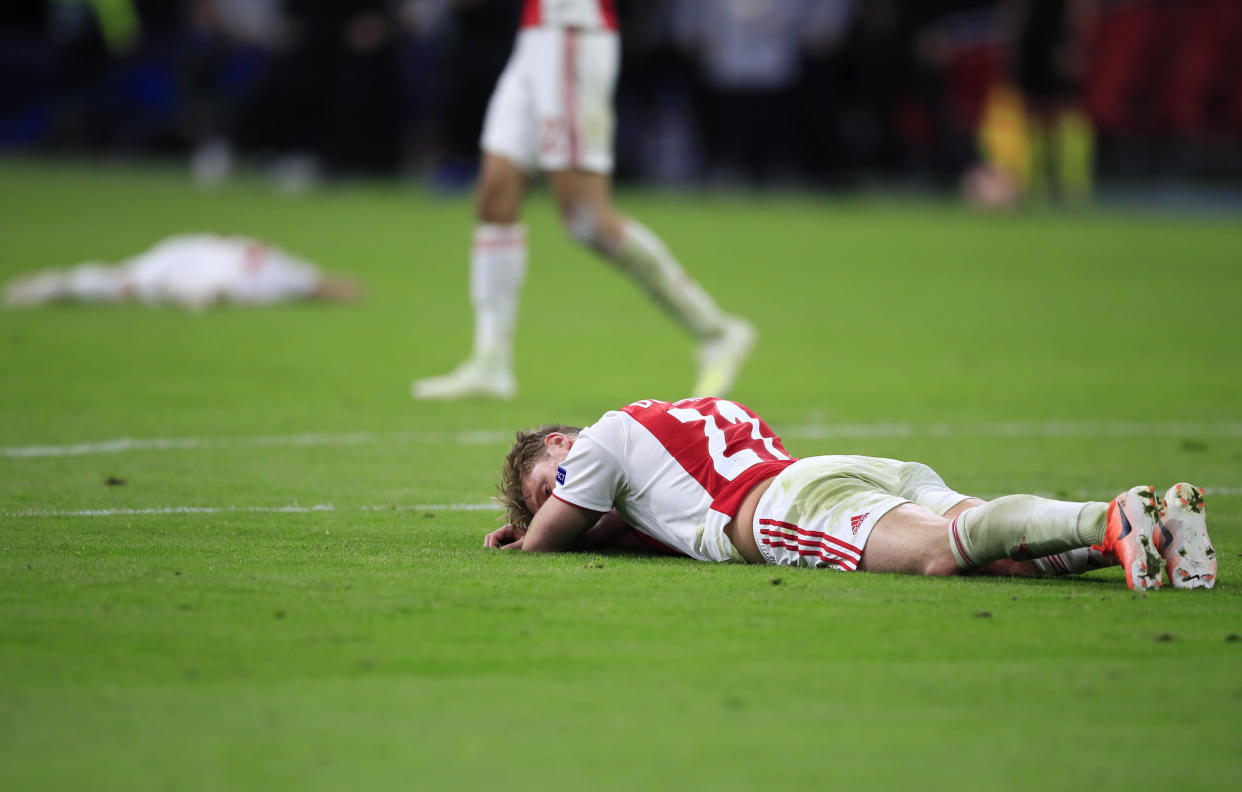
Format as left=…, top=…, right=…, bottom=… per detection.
left=480, top=27, right=618, bottom=174
left=752, top=456, right=972, bottom=571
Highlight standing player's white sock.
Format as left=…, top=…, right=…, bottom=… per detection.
left=605, top=219, right=729, bottom=340
left=468, top=223, right=527, bottom=372
left=948, top=496, right=1108, bottom=570
left=411, top=223, right=525, bottom=400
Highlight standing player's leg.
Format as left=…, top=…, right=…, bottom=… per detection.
left=413, top=152, right=529, bottom=399
left=413, top=23, right=541, bottom=401
left=541, top=26, right=752, bottom=396
left=547, top=169, right=754, bottom=396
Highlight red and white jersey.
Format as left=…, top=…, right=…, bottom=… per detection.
left=521, top=0, right=618, bottom=31
left=552, top=398, right=796, bottom=562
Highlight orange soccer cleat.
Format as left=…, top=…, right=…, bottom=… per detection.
left=1095, top=485, right=1163, bottom=590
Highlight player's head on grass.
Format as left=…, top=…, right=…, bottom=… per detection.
left=499, top=424, right=581, bottom=527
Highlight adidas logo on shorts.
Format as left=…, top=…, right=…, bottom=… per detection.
left=850, top=513, right=869, bottom=535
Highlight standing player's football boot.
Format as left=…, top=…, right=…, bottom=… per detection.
left=1155, top=483, right=1216, bottom=589
left=1094, top=485, right=1163, bottom=590
left=412, top=360, right=516, bottom=400
left=693, top=318, right=756, bottom=397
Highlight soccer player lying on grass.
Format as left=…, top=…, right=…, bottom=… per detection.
left=484, top=398, right=1217, bottom=591
left=4, top=234, right=359, bottom=311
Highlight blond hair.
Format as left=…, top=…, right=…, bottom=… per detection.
left=497, top=424, right=581, bottom=527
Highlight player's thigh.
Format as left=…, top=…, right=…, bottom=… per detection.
left=858, top=503, right=958, bottom=576
left=529, top=28, right=618, bottom=174
left=898, top=460, right=978, bottom=518
left=479, top=32, right=539, bottom=176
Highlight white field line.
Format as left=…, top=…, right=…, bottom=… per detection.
left=1, top=503, right=500, bottom=519
left=3, top=421, right=1241, bottom=460
left=6, top=488, right=1242, bottom=520
left=0, top=430, right=513, bottom=459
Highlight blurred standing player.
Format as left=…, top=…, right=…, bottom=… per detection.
left=413, top=0, right=755, bottom=400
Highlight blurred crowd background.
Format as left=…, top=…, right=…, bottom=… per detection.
left=2, top=0, right=1240, bottom=202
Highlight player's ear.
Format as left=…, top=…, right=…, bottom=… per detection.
left=544, top=432, right=575, bottom=452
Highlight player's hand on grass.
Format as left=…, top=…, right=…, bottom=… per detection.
left=484, top=523, right=526, bottom=549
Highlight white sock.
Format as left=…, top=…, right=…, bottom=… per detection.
left=605, top=219, right=728, bottom=340
left=468, top=223, right=526, bottom=371
left=949, top=496, right=1108, bottom=570
left=1032, top=546, right=1114, bottom=575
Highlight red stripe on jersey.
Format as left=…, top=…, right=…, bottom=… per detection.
left=600, top=0, right=618, bottom=29
left=621, top=398, right=795, bottom=519
left=521, top=0, right=618, bottom=30
left=521, top=0, right=540, bottom=27
left=564, top=29, right=579, bottom=169
left=631, top=529, right=684, bottom=556
left=472, top=237, right=526, bottom=249
left=713, top=460, right=796, bottom=516
left=759, top=518, right=862, bottom=557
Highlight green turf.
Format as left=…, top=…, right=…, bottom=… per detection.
left=2, top=158, right=1240, bottom=790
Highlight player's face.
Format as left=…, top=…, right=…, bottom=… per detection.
left=520, top=435, right=574, bottom=517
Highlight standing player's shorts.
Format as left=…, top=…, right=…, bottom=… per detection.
left=751, top=456, right=972, bottom=571
left=481, top=27, right=618, bottom=174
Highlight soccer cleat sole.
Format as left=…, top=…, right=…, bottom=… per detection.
left=1157, top=483, right=1216, bottom=590
left=1099, top=485, right=1163, bottom=591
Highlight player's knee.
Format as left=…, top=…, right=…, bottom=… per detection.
left=921, top=553, right=961, bottom=577
left=920, top=533, right=962, bottom=576
left=560, top=201, right=602, bottom=248
left=561, top=201, right=625, bottom=255
left=475, top=180, right=521, bottom=225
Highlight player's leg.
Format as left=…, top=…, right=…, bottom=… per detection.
left=950, top=501, right=1111, bottom=578
left=833, top=457, right=1161, bottom=588
left=906, top=468, right=1113, bottom=578
left=547, top=169, right=754, bottom=395
left=944, top=486, right=1165, bottom=590
left=4, top=268, right=75, bottom=306
left=5, top=262, right=132, bottom=306
left=412, top=154, right=530, bottom=399
left=539, top=27, right=753, bottom=396
left=413, top=28, right=539, bottom=400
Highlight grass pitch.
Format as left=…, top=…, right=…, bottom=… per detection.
left=1, top=159, right=1241, bottom=790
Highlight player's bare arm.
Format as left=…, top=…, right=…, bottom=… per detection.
left=520, top=496, right=598, bottom=552
left=485, top=509, right=681, bottom=555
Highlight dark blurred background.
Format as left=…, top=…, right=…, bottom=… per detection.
left=2, top=0, right=1239, bottom=202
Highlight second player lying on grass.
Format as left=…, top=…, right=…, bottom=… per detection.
left=484, top=397, right=1216, bottom=591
